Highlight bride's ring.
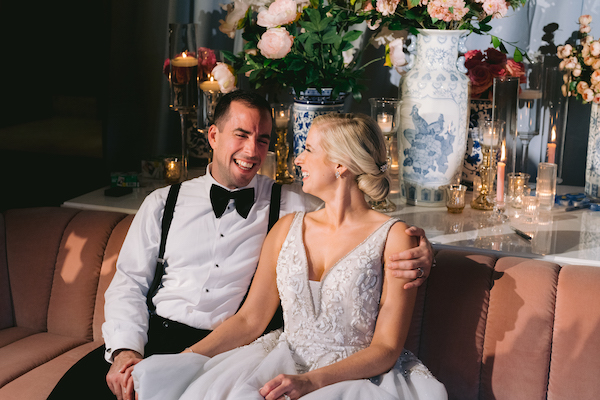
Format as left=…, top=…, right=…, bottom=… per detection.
left=283, top=394, right=291, bottom=400
left=417, top=267, right=424, bottom=278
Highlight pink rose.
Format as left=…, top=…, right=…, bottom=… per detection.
left=257, top=27, right=294, bottom=59
left=376, top=0, right=400, bottom=16
left=212, top=63, right=237, bottom=93
left=506, top=59, right=525, bottom=79
left=257, top=0, right=297, bottom=28
left=468, top=65, right=494, bottom=99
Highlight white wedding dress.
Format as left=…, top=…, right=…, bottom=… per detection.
left=132, top=212, right=447, bottom=400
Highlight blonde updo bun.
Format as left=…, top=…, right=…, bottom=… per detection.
left=311, top=113, right=390, bottom=201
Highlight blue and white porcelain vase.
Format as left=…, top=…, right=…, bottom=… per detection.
left=292, top=88, right=345, bottom=180
left=398, top=29, right=470, bottom=206
left=586, top=103, right=600, bottom=199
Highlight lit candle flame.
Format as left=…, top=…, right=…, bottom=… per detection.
left=501, top=140, right=506, bottom=162
left=182, top=52, right=187, bottom=58
left=551, top=126, right=556, bottom=143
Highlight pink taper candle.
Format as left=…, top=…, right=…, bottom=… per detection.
left=497, top=141, right=506, bottom=203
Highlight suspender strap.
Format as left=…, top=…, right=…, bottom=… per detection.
left=268, top=183, right=282, bottom=232
left=147, top=183, right=181, bottom=313
left=237, top=182, right=283, bottom=329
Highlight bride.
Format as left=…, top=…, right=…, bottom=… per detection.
left=132, top=113, right=447, bottom=400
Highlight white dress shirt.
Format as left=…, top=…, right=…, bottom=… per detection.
left=102, top=169, right=321, bottom=361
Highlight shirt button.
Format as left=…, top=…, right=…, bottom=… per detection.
left=205, top=289, right=209, bottom=292
left=162, top=321, right=169, bottom=328
left=216, top=264, right=219, bottom=268
left=220, top=234, right=224, bottom=237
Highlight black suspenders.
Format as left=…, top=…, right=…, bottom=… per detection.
left=146, top=182, right=283, bottom=314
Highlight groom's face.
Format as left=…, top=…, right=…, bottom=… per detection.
left=208, top=101, right=272, bottom=189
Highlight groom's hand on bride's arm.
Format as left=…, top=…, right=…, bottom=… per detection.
left=387, top=226, right=434, bottom=290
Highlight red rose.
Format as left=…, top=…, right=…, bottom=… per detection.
left=485, top=48, right=507, bottom=65
left=198, top=47, right=217, bottom=78
left=468, top=65, right=494, bottom=99
left=488, top=64, right=506, bottom=77
left=464, top=50, right=485, bottom=70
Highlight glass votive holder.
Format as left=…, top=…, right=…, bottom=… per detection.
left=536, top=162, right=557, bottom=211
left=445, top=184, right=467, bottom=213
left=164, top=157, right=182, bottom=184
left=521, top=195, right=540, bottom=223
left=258, top=151, right=276, bottom=180
left=507, top=172, right=530, bottom=208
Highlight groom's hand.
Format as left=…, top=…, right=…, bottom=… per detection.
left=388, top=226, right=434, bottom=290
left=107, top=349, right=142, bottom=400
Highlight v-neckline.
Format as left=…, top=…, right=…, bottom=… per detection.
left=296, top=213, right=394, bottom=318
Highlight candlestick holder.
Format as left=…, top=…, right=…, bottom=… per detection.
left=471, top=120, right=505, bottom=210
left=369, top=98, right=400, bottom=212
left=168, top=23, right=199, bottom=181
left=272, top=104, right=294, bottom=184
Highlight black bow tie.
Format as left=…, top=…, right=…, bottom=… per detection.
left=210, top=185, right=255, bottom=219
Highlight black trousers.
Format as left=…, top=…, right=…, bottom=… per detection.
left=47, top=315, right=211, bottom=400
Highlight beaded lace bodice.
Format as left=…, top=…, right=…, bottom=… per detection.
left=275, top=212, right=398, bottom=373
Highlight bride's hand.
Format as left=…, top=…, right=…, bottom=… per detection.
left=387, top=225, right=434, bottom=289
left=259, top=373, right=316, bottom=400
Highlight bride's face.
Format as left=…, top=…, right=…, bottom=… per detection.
left=294, top=126, right=337, bottom=196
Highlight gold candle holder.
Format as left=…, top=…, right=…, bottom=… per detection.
left=471, top=147, right=497, bottom=210
left=471, top=120, right=505, bottom=211
left=272, top=104, right=294, bottom=184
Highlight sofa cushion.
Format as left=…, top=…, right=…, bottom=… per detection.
left=46, top=210, right=128, bottom=340
left=0, top=326, right=39, bottom=348
left=0, top=213, right=13, bottom=331
left=548, top=265, right=600, bottom=399
left=481, top=257, right=559, bottom=400
left=416, top=249, right=497, bottom=400
left=0, top=332, right=87, bottom=387
left=0, top=341, right=103, bottom=400
left=5, top=207, right=80, bottom=332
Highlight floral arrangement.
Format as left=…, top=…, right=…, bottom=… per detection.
left=163, top=47, right=236, bottom=93
left=557, top=15, right=600, bottom=104
left=219, top=0, right=380, bottom=101
left=464, top=47, right=525, bottom=99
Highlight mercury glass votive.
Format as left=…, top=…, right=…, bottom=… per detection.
left=164, top=157, right=183, bottom=184
left=445, top=184, right=467, bottom=213
left=507, top=172, right=530, bottom=208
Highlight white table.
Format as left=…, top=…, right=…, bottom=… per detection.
left=62, top=175, right=600, bottom=267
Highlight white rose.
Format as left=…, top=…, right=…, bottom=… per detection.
left=389, top=38, right=407, bottom=70
left=212, top=63, right=237, bottom=93
left=219, top=0, right=251, bottom=39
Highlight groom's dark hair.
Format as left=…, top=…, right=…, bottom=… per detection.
left=214, top=90, right=272, bottom=129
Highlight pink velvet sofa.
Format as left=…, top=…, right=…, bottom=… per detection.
left=1, top=207, right=599, bottom=399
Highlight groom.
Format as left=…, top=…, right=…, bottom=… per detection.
left=48, top=90, right=434, bottom=400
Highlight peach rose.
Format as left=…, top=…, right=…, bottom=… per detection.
left=594, top=92, right=600, bottom=104
left=592, top=70, right=600, bottom=85
left=577, top=81, right=589, bottom=94
left=591, top=41, right=600, bottom=57
left=561, top=84, right=569, bottom=97
left=257, top=27, right=294, bottom=59
left=583, top=88, right=595, bottom=102
left=593, top=58, right=600, bottom=70
left=212, top=63, right=237, bottom=93
left=581, top=25, right=592, bottom=34
left=257, top=0, right=297, bottom=28
left=579, top=14, right=592, bottom=26
left=506, top=59, right=525, bottom=78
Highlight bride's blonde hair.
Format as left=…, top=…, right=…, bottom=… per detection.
left=311, top=113, right=390, bottom=201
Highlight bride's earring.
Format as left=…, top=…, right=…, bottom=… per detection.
left=335, top=170, right=340, bottom=179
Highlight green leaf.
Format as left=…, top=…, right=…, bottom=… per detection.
left=492, top=36, right=501, bottom=48
left=299, top=21, right=318, bottom=32
left=305, top=7, right=321, bottom=25
left=513, top=48, right=523, bottom=62
left=342, top=30, right=362, bottom=43
left=322, top=30, right=340, bottom=44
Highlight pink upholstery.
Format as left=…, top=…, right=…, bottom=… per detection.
left=1, top=207, right=599, bottom=400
